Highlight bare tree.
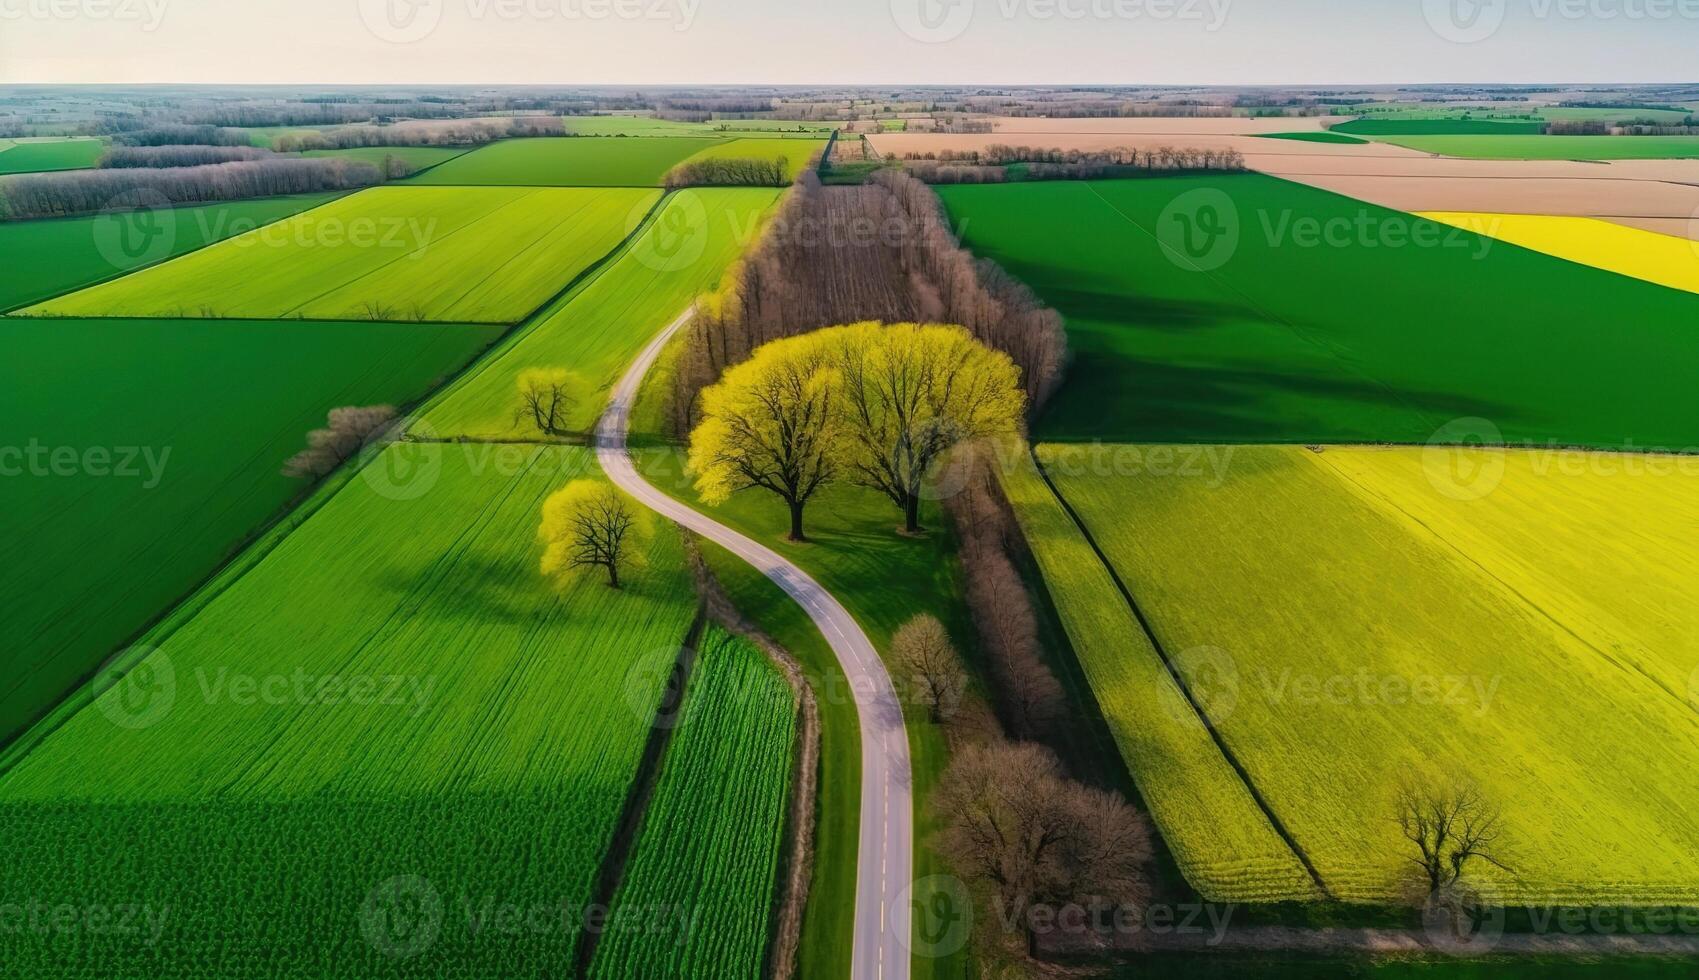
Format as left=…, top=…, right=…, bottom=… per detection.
left=1395, top=779, right=1514, bottom=944
left=539, top=481, right=644, bottom=590
left=514, top=368, right=576, bottom=438
left=282, top=405, right=397, bottom=478
left=934, top=741, right=1152, bottom=953
left=892, top=614, right=966, bottom=723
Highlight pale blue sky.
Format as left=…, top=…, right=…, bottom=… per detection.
left=1, top=0, right=1695, bottom=84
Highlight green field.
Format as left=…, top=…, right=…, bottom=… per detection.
left=1540, top=106, right=1694, bottom=123
left=0, top=315, right=499, bottom=751
left=1371, top=133, right=1699, bottom=159
left=1015, top=442, right=1699, bottom=905
left=0, top=136, right=105, bottom=174
left=936, top=175, right=1699, bottom=447
left=590, top=625, right=796, bottom=979
left=1331, top=118, right=1546, bottom=136
left=301, top=145, right=468, bottom=172
left=677, top=137, right=829, bottom=181
left=22, top=186, right=657, bottom=322
left=0, top=445, right=700, bottom=976
left=405, top=136, right=724, bottom=186
left=423, top=187, right=781, bottom=438
left=0, top=193, right=340, bottom=311
left=1257, top=131, right=1369, bottom=144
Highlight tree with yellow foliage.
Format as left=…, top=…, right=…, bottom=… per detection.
left=538, top=480, right=648, bottom=589
left=828, top=322, right=1025, bottom=534
left=688, top=332, right=839, bottom=542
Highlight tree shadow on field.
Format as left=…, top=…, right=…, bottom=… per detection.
left=1039, top=353, right=1522, bottom=445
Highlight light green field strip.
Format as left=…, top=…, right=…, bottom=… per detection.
left=999, top=443, right=1321, bottom=903
left=1036, top=443, right=1699, bottom=904
left=590, top=626, right=796, bottom=979
left=423, top=187, right=782, bottom=438
left=21, top=186, right=658, bottom=323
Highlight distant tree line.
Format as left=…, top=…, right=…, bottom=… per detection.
left=663, top=155, right=792, bottom=188
left=665, top=169, right=1067, bottom=434
left=99, top=144, right=273, bottom=168
left=269, top=117, right=561, bottom=152
left=1, top=158, right=382, bottom=220
left=115, top=125, right=252, bottom=147
left=903, top=144, right=1246, bottom=184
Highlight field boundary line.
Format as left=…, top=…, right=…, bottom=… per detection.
left=1027, top=445, right=1334, bottom=900
left=576, top=611, right=708, bottom=976
left=404, top=190, right=675, bottom=424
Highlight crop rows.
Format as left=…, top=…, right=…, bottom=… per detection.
left=0, top=446, right=701, bottom=975
left=590, top=625, right=798, bottom=979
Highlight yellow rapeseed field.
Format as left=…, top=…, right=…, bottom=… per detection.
left=1418, top=211, right=1699, bottom=296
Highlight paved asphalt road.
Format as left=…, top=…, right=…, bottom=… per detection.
left=594, top=310, right=915, bottom=980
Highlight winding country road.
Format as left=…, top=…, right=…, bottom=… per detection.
left=594, top=311, right=915, bottom=980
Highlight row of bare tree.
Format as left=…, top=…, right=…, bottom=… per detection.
left=892, top=605, right=1149, bottom=959
left=1, top=158, right=383, bottom=219
left=944, top=447, right=1067, bottom=739
left=115, top=125, right=252, bottom=147
left=663, top=155, right=791, bottom=188
left=666, top=169, right=1067, bottom=434
left=906, top=143, right=1248, bottom=169
left=99, top=144, right=273, bottom=168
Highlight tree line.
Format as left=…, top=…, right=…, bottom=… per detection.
left=666, top=169, right=1067, bottom=436
left=115, top=125, right=253, bottom=147
left=99, top=144, right=273, bottom=168
left=1, top=158, right=383, bottom=220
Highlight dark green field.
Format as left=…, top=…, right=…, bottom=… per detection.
left=0, top=194, right=342, bottom=311
left=0, top=317, right=500, bottom=745
left=1257, top=131, right=1369, bottom=144
left=0, top=137, right=105, bottom=174
left=937, top=175, right=1699, bottom=446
